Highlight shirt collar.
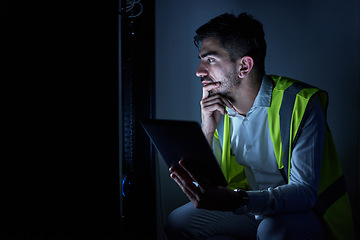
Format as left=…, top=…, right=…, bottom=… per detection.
left=253, top=74, right=273, bottom=108
left=227, top=75, right=273, bottom=117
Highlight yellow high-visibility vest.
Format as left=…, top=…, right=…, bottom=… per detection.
left=215, top=75, right=355, bottom=240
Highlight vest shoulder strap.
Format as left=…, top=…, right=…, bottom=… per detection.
left=268, top=75, right=324, bottom=181
left=216, top=113, right=225, bottom=149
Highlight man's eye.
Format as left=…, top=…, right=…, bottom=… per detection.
left=208, top=58, right=215, bottom=63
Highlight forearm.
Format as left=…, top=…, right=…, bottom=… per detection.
left=244, top=183, right=318, bottom=217
left=202, top=127, right=215, bottom=146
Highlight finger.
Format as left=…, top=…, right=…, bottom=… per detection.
left=170, top=171, right=200, bottom=201
left=170, top=172, right=197, bottom=196
left=201, top=97, right=232, bottom=110
left=178, top=160, right=197, bottom=181
left=170, top=165, right=198, bottom=188
left=200, top=97, right=232, bottom=117
left=201, top=94, right=233, bottom=109
left=201, top=102, right=227, bottom=116
left=179, top=160, right=207, bottom=193
left=202, top=82, right=220, bottom=99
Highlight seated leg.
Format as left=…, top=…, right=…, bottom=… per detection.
left=257, top=211, right=323, bottom=240
left=165, top=202, right=259, bottom=240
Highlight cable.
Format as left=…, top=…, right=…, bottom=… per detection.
left=122, top=0, right=143, bottom=18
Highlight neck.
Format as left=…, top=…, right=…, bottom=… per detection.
left=228, top=73, right=262, bottom=116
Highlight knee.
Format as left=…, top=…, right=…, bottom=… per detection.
left=257, top=216, right=288, bottom=240
left=165, top=205, right=194, bottom=240
left=257, top=212, right=323, bottom=240
left=164, top=209, right=181, bottom=239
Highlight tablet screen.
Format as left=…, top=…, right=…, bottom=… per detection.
left=141, top=119, right=228, bottom=187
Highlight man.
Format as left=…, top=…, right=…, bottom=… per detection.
left=165, top=13, right=354, bottom=240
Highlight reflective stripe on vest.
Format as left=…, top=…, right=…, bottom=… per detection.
left=269, top=78, right=318, bottom=181
left=215, top=116, right=249, bottom=190
left=269, top=75, right=354, bottom=240
left=216, top=75, right=355, bottom=239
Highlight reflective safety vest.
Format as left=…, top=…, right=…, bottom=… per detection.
left=214, top=75, right=355, bottom=240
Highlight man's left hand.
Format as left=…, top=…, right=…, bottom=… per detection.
left=169, top=159, right=244, bottom=211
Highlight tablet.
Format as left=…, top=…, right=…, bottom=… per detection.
left=141, top=119, right=228, bottom=187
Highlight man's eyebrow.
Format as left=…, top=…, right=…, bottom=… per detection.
left=198, top=51, right=220, bottom=59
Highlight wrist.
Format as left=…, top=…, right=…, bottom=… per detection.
left=201, top=128, right=214, bottom=145
left=234, top=189, right=249, bottom=207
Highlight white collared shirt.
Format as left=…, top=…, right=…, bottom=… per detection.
left=213, top=75, right=325, bottom=217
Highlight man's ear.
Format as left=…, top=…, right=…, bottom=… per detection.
left=236, top=56, right=254, bottom=78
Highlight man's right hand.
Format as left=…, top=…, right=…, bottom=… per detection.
left=200, top=82, right=232, bottom=145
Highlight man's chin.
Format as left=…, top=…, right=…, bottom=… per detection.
left=209, top=88, right=229, bottom=98
left=208, top=89, right=220, bottom=97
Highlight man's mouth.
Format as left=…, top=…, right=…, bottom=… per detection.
left=202, top=80, right=213, bottom=86
left=201, top=78, right=217, bottom=86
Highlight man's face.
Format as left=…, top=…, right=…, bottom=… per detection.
left=196, top=37, right=241, bottom=97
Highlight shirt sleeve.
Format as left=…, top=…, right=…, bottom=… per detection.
left=244, top=94, right=326, bottom=217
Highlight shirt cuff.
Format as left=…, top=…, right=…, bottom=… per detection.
left=244, top=190, right=270, bottom=216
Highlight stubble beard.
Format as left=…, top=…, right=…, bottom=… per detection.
left=209, top=69, right=241, bottom=98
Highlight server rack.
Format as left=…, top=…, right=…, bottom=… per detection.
left=120, top=0, right=156, bottom=239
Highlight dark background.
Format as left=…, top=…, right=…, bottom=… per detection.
left=2, top=1, right=120, bottom=238
left=1, top=1, right=359, bottom=240
left=154, top=1, right=359, bottom=239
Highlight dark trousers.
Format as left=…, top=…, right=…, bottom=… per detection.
left=165, top=202, right=323, bottom=240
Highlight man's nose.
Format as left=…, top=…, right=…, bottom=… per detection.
left=196, top=62, right=208, bottom=77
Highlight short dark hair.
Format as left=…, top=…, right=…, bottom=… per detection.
left=194, top=12, right=267, bottom=72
